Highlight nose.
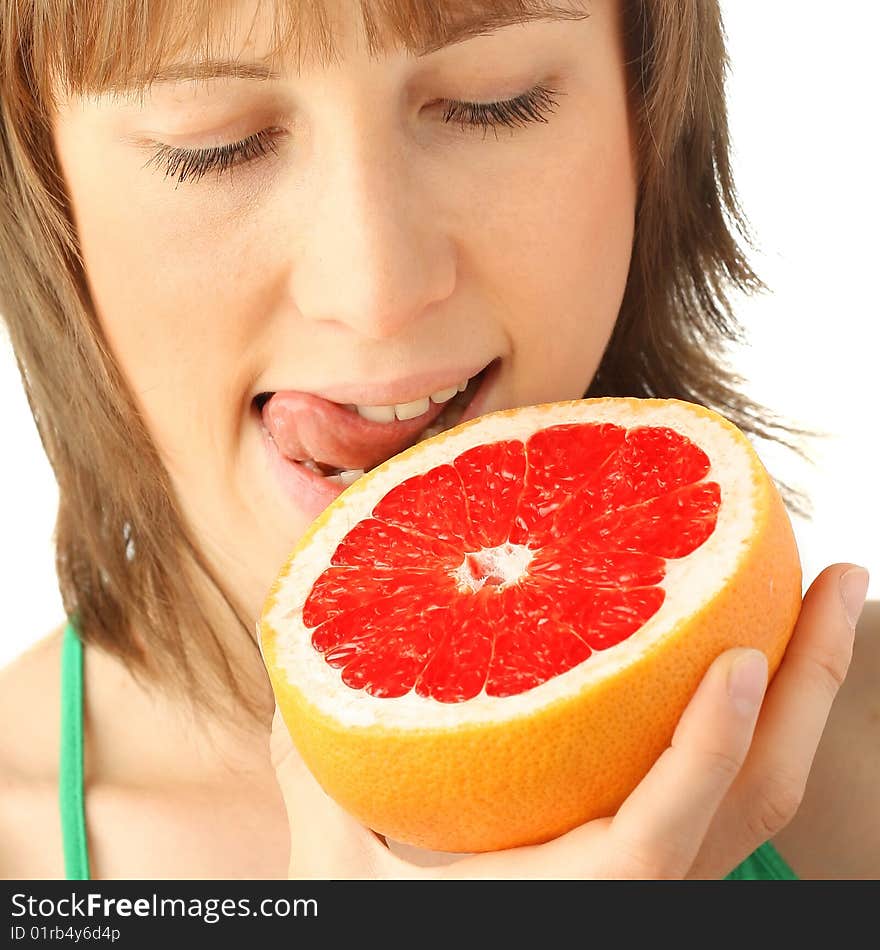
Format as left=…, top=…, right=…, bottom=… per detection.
left=290, top=124, right=456, bottom=341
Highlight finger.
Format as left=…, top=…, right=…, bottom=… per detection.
left=605, top=647, right=768, bottom=878
left=688, top=563, right=863, bottom=878
left=270, top=705, right=401, bottom=878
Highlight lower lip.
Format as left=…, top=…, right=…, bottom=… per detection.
left=260, top=358, right=501, bottom=522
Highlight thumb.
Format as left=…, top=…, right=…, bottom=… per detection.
left=269, top=703, right=397, bottom=878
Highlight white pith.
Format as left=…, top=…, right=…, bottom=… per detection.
left=263, top=399, right=760, bottom=729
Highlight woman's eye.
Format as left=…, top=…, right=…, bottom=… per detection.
left=143, top=127, right=282, bottom=187
left=440, top=83, right=562, bottom=137
left=147, top=83, right=562, bottom=187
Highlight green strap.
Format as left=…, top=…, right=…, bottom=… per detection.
left=725, top=839, right=798, bottom=880
left=59, top=619, right=91, bottom=880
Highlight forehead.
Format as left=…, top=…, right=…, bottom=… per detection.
left=40, top=0, right=590, bottom=109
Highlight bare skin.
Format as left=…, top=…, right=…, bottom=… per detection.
left=0, top=626, right=290, bottom=879
left=0, top=1, right=875, bottom=879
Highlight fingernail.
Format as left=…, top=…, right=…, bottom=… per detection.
left=727, top=649, right=768, bottom=715
left=840, top=567, right=869, bottom=630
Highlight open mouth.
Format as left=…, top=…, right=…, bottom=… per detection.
left=255, top=358, right=499, bottom=485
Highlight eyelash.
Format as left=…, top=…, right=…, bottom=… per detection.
left=146, top=83, right=562, bottom=186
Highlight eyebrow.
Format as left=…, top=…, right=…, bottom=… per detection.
left=114, top=8, right=589, bottom=90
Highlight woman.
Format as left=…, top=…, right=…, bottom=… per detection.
left=0, top=0, right=873, bottom=879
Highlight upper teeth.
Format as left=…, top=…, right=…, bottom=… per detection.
left=349, top=377, right=471, bottom=423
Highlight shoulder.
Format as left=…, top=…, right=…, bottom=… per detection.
left=0, top=622, right=67, bottom=781
left=0, top=622, right=68, bottom=780
left=0, top=621, right=68, bottom=878
left=772, top=599, right=880, bottom=879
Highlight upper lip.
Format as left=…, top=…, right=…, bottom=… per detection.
left=257, top=357, right=497, bottom=408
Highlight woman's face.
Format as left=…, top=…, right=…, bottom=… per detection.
left=51, top=0, right=637, bottom=623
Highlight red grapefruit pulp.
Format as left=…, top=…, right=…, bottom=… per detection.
left=305, top=421, right=720, bottom=701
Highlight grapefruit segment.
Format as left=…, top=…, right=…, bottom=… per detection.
left=452, top=440, right=528, bottom=549
left=485, top=583, right=593, bottom=697
left=328, top=517, right=461, bottom=570
left=510, top=422, right=627, bottom=545
left=526, top=547, right=667, bottom=586
left=302, top=566, right=451, bottom=627
left=414, top=595, right=495, bottom=702
left=554, top=480, right=723, bottom=559
left=260, top=397, right=802, bottom=853
left=370, top=463, right=473, bottom=548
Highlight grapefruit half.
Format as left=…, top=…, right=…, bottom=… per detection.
left=259, top=397, right=802, bottom=853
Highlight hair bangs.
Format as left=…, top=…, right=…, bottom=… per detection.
left=25, top=0, right=589, bottom=114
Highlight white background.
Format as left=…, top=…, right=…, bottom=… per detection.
left=1, top=1, right=877, bottom=668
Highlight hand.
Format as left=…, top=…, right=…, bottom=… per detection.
left=268, top=562, right=862, bottom=879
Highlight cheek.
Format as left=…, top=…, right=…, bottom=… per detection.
left=461, top=119, right=637, bottom=391
left=62, top=163, right=264, bottom=468
left=77, top=202, right=245, bottom=380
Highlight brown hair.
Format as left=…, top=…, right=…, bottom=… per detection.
left=0, top=0, right=822, bottom=726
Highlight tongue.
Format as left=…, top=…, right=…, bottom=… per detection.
left=261, top=389, right=448, bottom=472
